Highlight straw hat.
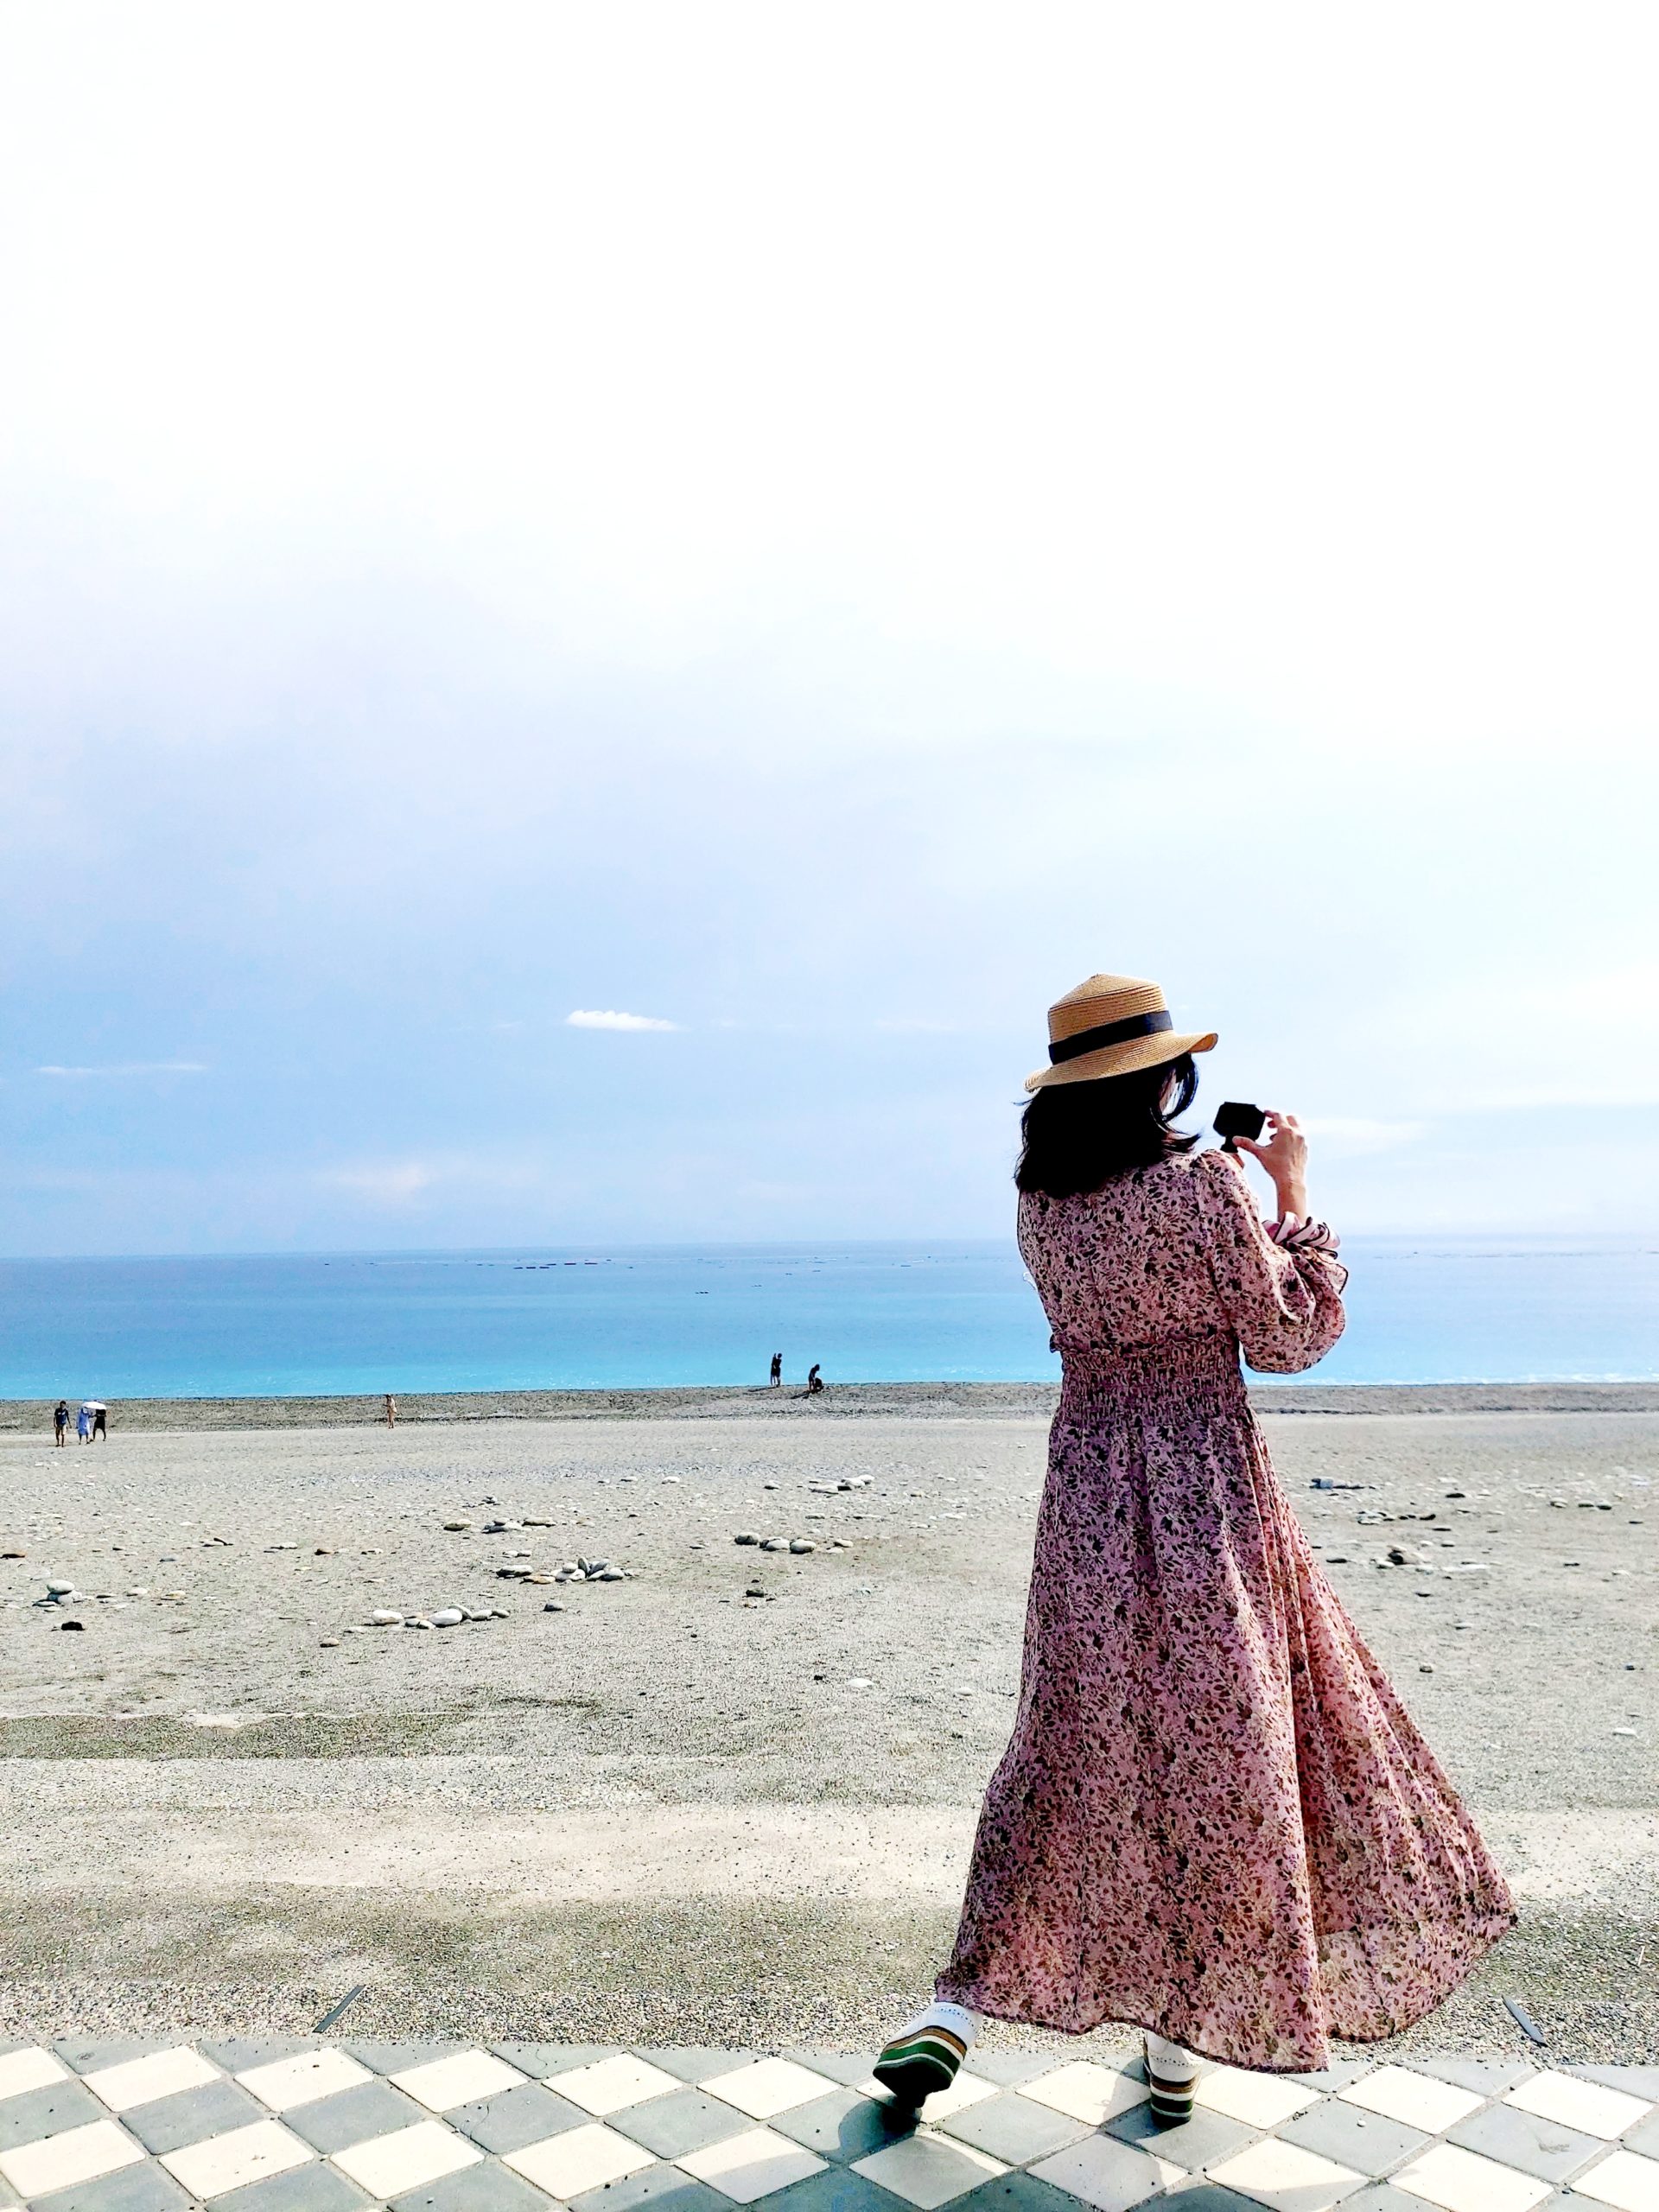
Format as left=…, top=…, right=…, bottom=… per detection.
left=1025, top=972, right=1217, bottom=1091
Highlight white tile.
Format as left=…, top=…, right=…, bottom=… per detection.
left=1209, top=2138, right=1364, bottom=2212
left=0, top=2046, right=68, bottom=2101
left=504, top=2120, right=657, bottom=2196
left=1195, top=2066, right=1319, bottom=2128
left=703, top=2056, right=844, bottom=2119
left=162, top=2119, right=315, bottom=2200
left=390, top=2046, right=525, bottom=2111
left=1504, top=2072, right=1653, bottom=2141
left=556, top=2052, right=685, bottom=2114
left=237, top=2047, right=373, bottom=2110
left=678, top=2125, right=829, bottom=2202
left=1574, top=2151, right=1659, bottom=2212
left=83, top=2044, right=220, bottom=2111
left=1341, top=2067, right=1485, bottom=2133
left=1391, top=2141, right=1554, bottom=2212
left=0, top=2118, right=144, bottom=2200
left=1028, top=2133, right=1179, bottom=2212
left=854, top=2133, right=1007, bottom=2209
left=861, top=2070, right=1001, bottom=2122
left=1022, top=2060, right=1150, bottom=2125
left=333, top=2117, right=484, bottom=2196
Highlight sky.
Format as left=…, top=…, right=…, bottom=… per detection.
left=3, top=2, right=1657, bottom=1255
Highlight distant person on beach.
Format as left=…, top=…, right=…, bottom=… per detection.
left=75, top=1404, right=92, bottom=1443
left=872, top=971, right=1512, bottom=2116
left=769, top=1353, right=782, bottom=1387
left=804, top=1363, right=823, bottom=1395
left=385, top=1394, right=397, bottom=1427
left=54, top=1402, right=69, bottom=1446
left=91, top=1405, right=107, bottom=1441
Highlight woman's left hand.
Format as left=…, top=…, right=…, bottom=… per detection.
left=1235, top=1111, right=1309, bottom=1220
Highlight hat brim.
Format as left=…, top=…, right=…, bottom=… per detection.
left=1023, top=1030, right=1217, bottom=1092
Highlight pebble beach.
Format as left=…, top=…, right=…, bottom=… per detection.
left=0, top=1386, right=1653, bottom=2059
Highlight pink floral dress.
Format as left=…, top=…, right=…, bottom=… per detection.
left=937, top=1147, right=1513, bottom=2070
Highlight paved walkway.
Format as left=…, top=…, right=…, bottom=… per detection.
left=0, top=2037, right=1656, bottom=2212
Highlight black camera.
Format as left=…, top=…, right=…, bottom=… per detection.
left=1213, top=1101, right=1267, bottom=1152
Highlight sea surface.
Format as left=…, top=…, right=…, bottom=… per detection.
left=0, top=1237, right=1655, bottom=1399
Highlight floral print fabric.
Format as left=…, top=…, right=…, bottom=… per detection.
left=938, top=1147, right=1512, bottom=2070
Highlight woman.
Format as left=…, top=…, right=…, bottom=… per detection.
left=876, top=974, right=1512, bottom=2117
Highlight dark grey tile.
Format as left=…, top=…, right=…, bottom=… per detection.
left=1336, top=2186, right=1446, bottom=2212
left=201, top=2037, right=319, bottom=2074
left=1412, top=2060, right=1536, bottom=2095
left=123, top=2075, right=266, bottom=2154
left=957, top=2179, right=1122, bottom=2212
left=610, top=2088, right=754, bottom=2159
left=29, top=2164, right=194, bottom=2212
left=282, top=2076, right=426, bottom=2153
left=1278, top=2100, right=1430, bottom=2177
left=1567, top=2067, right=1659, bottom=2101
left=1447, top=2104, right=1605, bottom=2183
left=490, top=2041, right=614, bottom=2078
left=632, top=2048, right=757, bottom=2085
left=1157, top=2188, right=1278, bottom=2212
left=340, top=2040, right=461, bottom=2075
left=390, top=2159, right=555, bottom=2212
left=447, top=2080, right=586, bottom=2154
left=51, top=2039, right=171, bottom=2076
left=213, top=2165, right=376, bottom=2212
left=938, top=2094, right=1093, bottom=2165
left=571, top=2168, right=732, bottom=2212
left=772, top=2090, right=915, bottom=2162
left=1106, top=2101, right=1261, bottom=2170
left=965, top=2056, right=1073, bottom=2090
left=785, top=2054, right=883, bottom=2090
left=0, top=2076, right=105, bottom=2149
left=764, top=2168, right=913, bottom=2212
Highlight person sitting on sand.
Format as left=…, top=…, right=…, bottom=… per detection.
left=805, top=1363, right=823, bottom=1395
left=873, top=971, right=1512, bottom=2119
left=53, top=1401, right=69, bottom=1447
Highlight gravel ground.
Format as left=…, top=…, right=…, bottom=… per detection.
left=0, top=1398, right=1653, bottom=2056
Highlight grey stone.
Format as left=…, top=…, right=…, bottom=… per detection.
left=489, top=2042, right=614, bottom=2078
left=772, top=2089, right=914, bottom=2161
left=447, top=2080, right=586, bottom=2153
left=1411, top=2058, right=1539, bottom=2095
left=388, top=2160, right=554, bottom=2212
left=570, top=2169, right=732, bottom=2212
left=1447, top=2104, right=1606, bottom=2183
left=340, top=2039, right=462, bottom=2075
left=764, top=2169, right=913, bottom=2212
left=631, top=2048, right=757, bottom=2085
left=1278, top=2100, right=1429, bottom=2177
left=28, top=2164, right=194, bottom=2212
left=612, top=2088, right=754, bottom=2159
left=213, top=2165, right=375, bottom=2212
left=791, top=1540, right=817, bottom=1554
left=1105, top=2101, right=1261, bottom=2169
left=282, top=2077, right=426, bottom=2153
left=52, top=2037, right=169, bottom=2075
left=938, top=2092, right=1093, bottom=2165
left=200, top=2037, right=317, bottom=2073
left=0, top=2076, right=104, bottom=2149
left=122, top=2075, right=266, bottom=2153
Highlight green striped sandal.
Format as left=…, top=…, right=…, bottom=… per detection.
left=873, top=2004, right=977, bottom=2106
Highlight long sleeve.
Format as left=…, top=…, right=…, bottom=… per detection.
left=1195, top=1147, right=1348, bottom=1375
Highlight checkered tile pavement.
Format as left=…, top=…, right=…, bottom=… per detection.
left=0, top=2038, right=1654, bottom=2212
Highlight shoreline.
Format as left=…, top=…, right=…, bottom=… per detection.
left=4, top=1377, right=1659, bottom=1432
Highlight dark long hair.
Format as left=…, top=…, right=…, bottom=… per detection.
left=1014, top=1053, right=1199, bottom=1198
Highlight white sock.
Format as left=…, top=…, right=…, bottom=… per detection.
left=1144, top=2031, right=1200, bottom=2080
left=900, top=2002, right=978, bottom=2048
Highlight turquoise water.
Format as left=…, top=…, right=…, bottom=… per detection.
left=0, top=1237, right=1654, bottom=1398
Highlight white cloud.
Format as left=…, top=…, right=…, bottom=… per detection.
left=35, top=1061, right=207, bottom=1077
left=320, top=1161, right=435, bottom=1203
left=566, top=1009, right=679, bottom=1032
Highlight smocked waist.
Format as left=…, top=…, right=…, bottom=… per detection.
left=1055, top=1329, right=1244, bottom=1402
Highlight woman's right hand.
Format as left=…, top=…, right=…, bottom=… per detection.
left=1235, top=1111, right=1309, bottom=1221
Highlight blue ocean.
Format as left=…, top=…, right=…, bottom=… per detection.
left=0, top=1237, right=1654, bottom=1399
